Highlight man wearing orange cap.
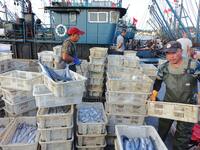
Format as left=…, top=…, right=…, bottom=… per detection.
left=61, top=26, right=85, bottom=72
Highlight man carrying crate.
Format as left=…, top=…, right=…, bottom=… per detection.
left=150, top=41, right=200, bottom=150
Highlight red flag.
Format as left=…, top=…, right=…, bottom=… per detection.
left=132, top=17, right=138, bottom=25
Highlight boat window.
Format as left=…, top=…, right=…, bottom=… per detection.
left=110, top=11, right=119, bottom=23
left=69, top=12, right=77, bottom=25
left=88, top=12, right=108, bottom=23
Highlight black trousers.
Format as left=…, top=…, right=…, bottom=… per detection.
left=158, top=118, right=194, bottom=150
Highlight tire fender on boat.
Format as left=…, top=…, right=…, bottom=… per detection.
left=55, top=24, right=67, bottom=37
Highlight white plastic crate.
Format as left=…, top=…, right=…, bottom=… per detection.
left=39, top=124, right=73, bottom=142
left=88, top=64, right=105, bottom=72
left=88, top=72, right=104, bottom=79
left=0, top=118, right=14, bottom=141
left=37, top=51, right=54, bottom=62
left=115, top=125, right=167, bottom=150
left=53, top=45, right=62, bottom=56
left=107, top=55, right=123, bottom=66
left=3, top=98, right=36, bottom=115
left=105, top=102, right=147, bottom=115
left=140, top=63, right=158, bottom=77
left=77, top=132, right=106, bottom=146
left=37, top=105, right=73, bottom=128
left=4, top=108, right=37, bottom=117
left=107, top=74, right=153, bottom=93
left=123, top=51, right=137, bottom=57
left=107, top=113, right=145, bottom=126
left=39, top=138, right=73, bottom=150
left=76, top=142, right=106, bottom=150
left=77, top=102, right=107, bottom=135
left=1, top=117, right=39, bottom=150
left=106, top=91, right=149, bottom=104
left=0, top=70, right=43, bottom=91
left=89, top=56, right=106, bottom=65
left=0, top=52, right=12, bottom=61
left=147, top=101, right=200, bottom=123
left=88, top=78, right=104, bottom=86
left=88, top=90, right=103, bottom=97
left=106, top=65, right=140, bottom=73
left=1, top=87, right=34, bottom=104
left=107, top=70, right=143, bottom=80
left=43, top=70, right=86, bottom=97
left=88, top=85, right=103, bottom=91
left=33, top=84, right=82, bottom=107
left=0, top=59, right=15, bottom=74
left=89, top=47, right=108, bottom=57
left=123, top=56, right=139, bottom=68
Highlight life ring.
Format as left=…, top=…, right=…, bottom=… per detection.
left=55, top=24, right=67, bottom=37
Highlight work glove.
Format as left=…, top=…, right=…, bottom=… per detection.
left=73, top=57, right=81, bottom=65
left=149, top=90, right=158, bottom=101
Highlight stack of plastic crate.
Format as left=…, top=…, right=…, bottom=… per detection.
left=105, top=55, right=153, bottom=146
left=76, top=102, right=108, bottom=150
left=0, top=70, right=43, bottom=117
left=33, top=69, right=87, bottom=150
left=140, top=63, right=158, bottom=80
left=87, top=47, right=108, bottom=98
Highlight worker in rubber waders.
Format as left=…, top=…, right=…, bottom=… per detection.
left=150, top=41, right=200, bottom=150
left=61, top=27, right=85, bottom=72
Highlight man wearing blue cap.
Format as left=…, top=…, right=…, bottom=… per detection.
left=150, top=41, right=200, bottom=150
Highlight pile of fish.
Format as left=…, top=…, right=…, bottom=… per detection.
left=121, top=135, right=157, bottom=150
left=39, top=62, right=73, bottom=82
left=47, top=106, right=70, bottom=114
left=78, top=106, right=103, bottom=123
left=10, top=123, right=37, bottom=144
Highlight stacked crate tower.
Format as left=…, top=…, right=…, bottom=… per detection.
left=0, top=52, right=42, bottom=117
left=105, top=54, right=153, bottom=146
left=76, top=102, right=108, bottom=149
left=87, top=47, right=108, bottom=99
left=33, top=52, right=86, bottom=150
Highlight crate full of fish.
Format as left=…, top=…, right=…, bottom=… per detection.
left=147, top=101, right=200, bottom=123
left=33, top=84, right=82, bottom=107
left=1, top=88, right=34, bottom=104
left=106, top=91, right=149, bottom=104
left=0, top=117, right=14, bottom=141
left=88, top=64, right=105, bottom=72
left=115, top=125, right=167, bottom=150
left=1, top=117, right=39, bottom=150
left=107, top=113, right=145, bottom=126
left=89, top=47, right=108, bottom=57
left=43, top=69, right=86, bottom=97
left=0, top=52, right=12, bottom=61
left=39, top=124, right=73, bottom=142
left=3, top=98, right=36, bottom=115
left=77, top=102, right=107, bottom=135
left=39, top=138, right=74, bottom=150
left=76, top=142, right=106, bottom=150
left=107, top=75, right=153, bottom=93
left=89, top=56, right=107, bottom=65
left=37, top=105, right=73, bottom=128
left=105, top=102, right=147, bottom=116
left=77, top=131, right=106, bottom=146
left=0, top=70, right=43, bottom=91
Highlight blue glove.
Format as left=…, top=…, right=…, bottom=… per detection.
left=73, top=57, right=81, bottom=65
